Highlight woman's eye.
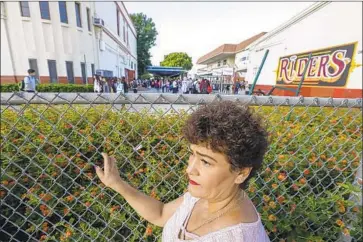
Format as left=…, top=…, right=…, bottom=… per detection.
left=202, top=159, right=211, bottom=166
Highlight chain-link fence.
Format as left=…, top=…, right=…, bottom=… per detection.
left=1, top=93, right=362, bottom=242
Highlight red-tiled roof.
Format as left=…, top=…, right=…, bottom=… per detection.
left=196, top=32, right=267, bottom=64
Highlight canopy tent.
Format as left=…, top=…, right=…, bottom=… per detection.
left=146, top=66, right=186, bottom=78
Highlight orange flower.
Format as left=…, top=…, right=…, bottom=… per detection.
left=85, top=201, right=91, bottom=207
left=262, top=206, right=269, bottom=211
left=40, top=205, right=50, bottom=217
left=277, top=173, right=286, bottom=182
left=278, top=155, right=285, bottom=159
left=271, top=183, right=278, bottom=189
left=277, top=196, right=285, bottom=204
left=268, top=214, right=277, bottom=221
left=2, top=180, right=9, bottom=186
left=248, top=186, right=256, bottom=193
left=320, top=154, right=326, bottom=160
left=65, top=230, right=72, bottom=238
left=338, top=206, right=346, bottom=213
left=42, top=222, right=49, bottom=232
left=265, top=167, right=271, bottom=173
left=64, top=208, right=70, bottom=215
left=336, top=219, right=345, bottom=227
left=303, top=169, right=310, bottom=176
left=299, top=178, right=307, bottom=184
left=352, top=206, right=360, bottom=213
left=145, top=225, right=153, bottom=236
left=40, top=193, right=52, bottom=202
left=343, top=228, right=350, bottom=236
left=65, top=195, right=74, bottom=202
left=0, top=190, right=6, bottom=198
left=40, top=235, right=47, bottom=241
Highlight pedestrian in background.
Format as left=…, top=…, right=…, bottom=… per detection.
left=21, top=69, right=39, bottom=92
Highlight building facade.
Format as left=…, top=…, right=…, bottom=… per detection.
left=196, top=33, right=266, bottom=85
left=246, top=2, right=362, bottom=98
left=0, top=1, right=137, bottom=85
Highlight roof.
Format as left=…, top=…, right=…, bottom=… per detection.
left=235, top=32, right=267, bottom=52
left=196, top=32, right=267, bottom=65
left=196, top=44, right=237, bottom=65
left=146, top=66, right=186, bottom=77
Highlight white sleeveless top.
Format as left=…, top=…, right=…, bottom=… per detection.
left=162, top=192, right=271, bottom=242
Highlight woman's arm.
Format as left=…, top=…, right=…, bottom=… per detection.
left=95, top=153, right=183, bottom=227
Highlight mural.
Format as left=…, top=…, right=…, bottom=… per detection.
left=276, top=42, right=357, bottom=87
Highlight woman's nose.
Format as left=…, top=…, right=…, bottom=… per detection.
left=186, top=157, right=199, bottom=176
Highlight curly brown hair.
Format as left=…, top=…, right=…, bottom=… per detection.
left=182, top=100, right=269, bottom=189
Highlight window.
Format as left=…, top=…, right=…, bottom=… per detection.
left=47, top=60, right=58, bottom=83
left=39, top=1, right=50, bottom=20
left=20, top=2, right=30, bottom=17
left=91, top=64, right=95, bottom=76
left=81, top=62, right=87, bottom=84
left=126, top=26, right=129, bottom=45
left=217, top=61, right=221, bottom=67
left=86, top=7, right=91, bottom=31
left=116, top=10, right=120, bottom=36
left=223, top=59, right=227, bottom=65
left=131, top=62, right=133, bottom=69
left=123, top=19, right=126, bottom=42
left=58, top=1, right=68, bottom=23
left=75, top=2, right=81, bottom=28
left=28, top=59, right=39, bottom=80
left=66, top=61, right=74, bottom=83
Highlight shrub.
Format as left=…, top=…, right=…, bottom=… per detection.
left=0, top=105, right=361, bottom=241
left=0, top=84, right=94, bottom=93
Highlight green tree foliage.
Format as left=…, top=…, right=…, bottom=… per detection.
left=130, top=13, right=158, bottom=77
left=160, top=52, right=193, bottom=70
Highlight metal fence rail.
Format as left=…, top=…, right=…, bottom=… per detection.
left=1, top=93, right=362, bottom=242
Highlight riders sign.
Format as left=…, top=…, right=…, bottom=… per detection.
left=276, top=42, right=358, bottom=87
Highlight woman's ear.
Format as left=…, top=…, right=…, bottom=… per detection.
left=235, top=167, right=252, bottom=184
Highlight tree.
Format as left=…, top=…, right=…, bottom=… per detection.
left=130, top=13, right=158, bottom=77
left=160, top=52, right=193, bottom=71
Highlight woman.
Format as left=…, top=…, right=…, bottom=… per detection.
left=116, top=78, right=124, bottom=94
left=95, top=101, right=270, bottom=241
left=121, top=77, right=128, bottom=93
left=93, top=75, right=102, bottom=93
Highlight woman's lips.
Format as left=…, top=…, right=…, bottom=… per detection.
left=189, top=179, right=200, bottom=185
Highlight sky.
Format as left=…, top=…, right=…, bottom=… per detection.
left=124, top=2, right=313, bottom=73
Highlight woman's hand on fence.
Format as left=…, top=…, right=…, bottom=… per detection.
left=95, top=153, right=124, bottom=190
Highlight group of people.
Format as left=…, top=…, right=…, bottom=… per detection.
left=146, top=77, right=214, bottom=94
left=93, top=75, right=139, bottom=94
left=92, top=75, right=250, bottom=95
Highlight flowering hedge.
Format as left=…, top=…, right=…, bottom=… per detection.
left=0, top=104, right=362, bottom=241
left=0, top=84, right=94, bottom=93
